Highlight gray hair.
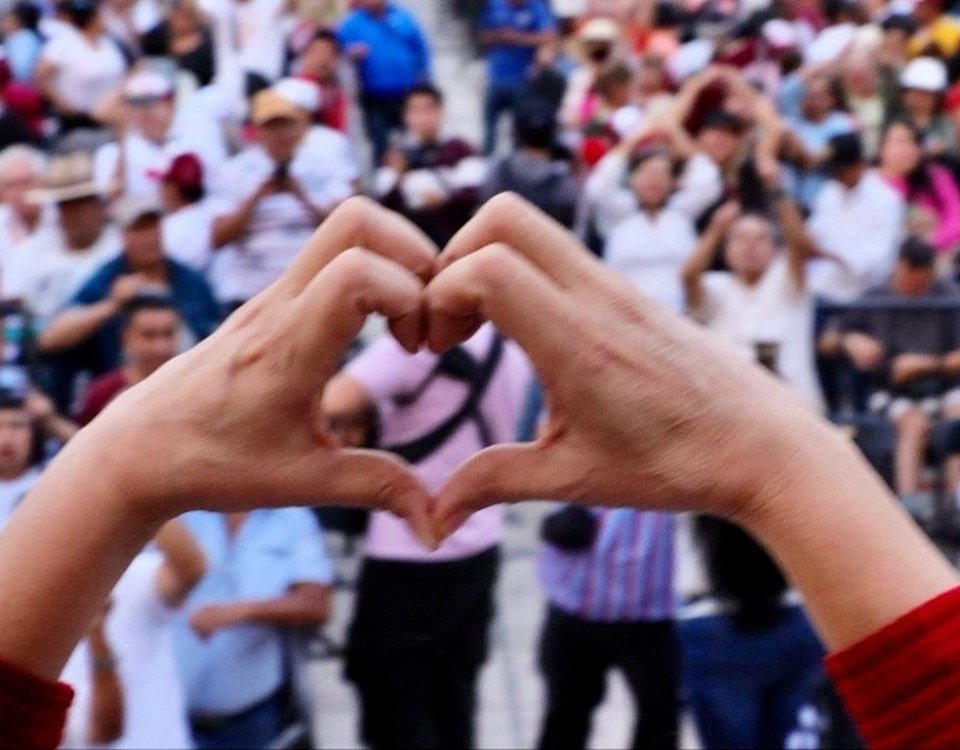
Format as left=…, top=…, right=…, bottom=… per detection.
left=0, top=145, right=47, bottom=185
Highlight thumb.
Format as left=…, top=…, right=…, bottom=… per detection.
left=433, top=441, right=569, bottom=540
left=305, top=449, right=436, bottom=548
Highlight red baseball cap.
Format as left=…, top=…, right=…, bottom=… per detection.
left=148, top=153, right=204, bottom=191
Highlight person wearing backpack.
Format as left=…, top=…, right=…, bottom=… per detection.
left=321, top=323, right=531, bottom=750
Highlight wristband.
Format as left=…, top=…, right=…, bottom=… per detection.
left=93, top=654, right=117, bottom=673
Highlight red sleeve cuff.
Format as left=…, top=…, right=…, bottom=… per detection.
left=826, top=585, right=960, bottom=750
left=0, top=655, right=73, bottom=750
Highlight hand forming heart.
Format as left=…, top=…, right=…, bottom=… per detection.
left=79, top=193, right=832, bottom=546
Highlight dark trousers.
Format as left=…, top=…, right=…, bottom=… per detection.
left=189, top=689, right=285, bottom=749
left=537, top=605, right=680, bottom=750
left=360, top=92, right=407, bottom=164
left=346, top=547, right=499, bottom=750
left=483, top=82, right=521, bottom=154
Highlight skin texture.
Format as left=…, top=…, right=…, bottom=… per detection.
left=0, top=195, right=956, bottom=693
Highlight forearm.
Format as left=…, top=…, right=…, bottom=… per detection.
left=38, top=301, right=119, bottom=353
left=0, top=428, right=162, bottom=679
left=682, top=226, right=723, bottom=296
left=86, top=634, right=123, bottom=745
left=233, top=589, right=329, bottom=628
left=212, top=198, right=258, bottom=248
left=741, top=413, right=959, bottom=651
left=154, top=520, right=207, bottom=607
left=43, top=414, right=79, bottom=443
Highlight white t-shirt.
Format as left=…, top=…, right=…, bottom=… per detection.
left=61, top=551, right=192, bottom=750
left=5, top=226, right=121, bottom=328
left=603, top=208, right=698, bottom=313
left=807, top=170, right=905, bottom=303
left=211, top=126, right=358, bottom=301
left=0, top=204, right=58, bottom=271
left=236, top=0, right=291, bottom=82
left=0, top=467, right=42, bottom=532
left=39, top=27, right=127, bottom=115
left=693, top=256, right=824, bottom=409
left=162, top=201, right=216, bottom=272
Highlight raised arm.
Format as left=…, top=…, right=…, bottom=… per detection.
left=681, top=200, right=739, bottom=311
left=153, top=520, right=207, bottom=608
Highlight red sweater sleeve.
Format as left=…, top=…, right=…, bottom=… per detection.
left=826, top=585, right=960, bottom=749
left=0, top=655, right=73, bottom=750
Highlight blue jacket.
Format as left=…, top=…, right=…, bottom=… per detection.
left=479, top=0, right=555, bottom=87
left=338, top=4, right=431, bottom=94
left=70, top=255, right=222, bottom=373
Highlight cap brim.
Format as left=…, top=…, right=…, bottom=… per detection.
left=27, top=184, right=104, bottom=204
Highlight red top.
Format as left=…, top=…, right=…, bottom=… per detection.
left=826, top=585, right=960, bottom=749
left=2, top=587, right=960, bottom=747
left=75, top=370, right=129, bottom=426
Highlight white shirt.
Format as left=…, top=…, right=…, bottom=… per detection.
left=603, top=208, right=698, bottom=313
left=584, top=151, right=723, bottom=239
left=5, top=226, right=121, bottom=328
left=0, top=467, right=41, bottom=531
left=162, top=201, right=217, bottom=273
left=39, top=27, right=126, bottom=114
left=211, top=126, right=358, bottom=301
left=693, top=256, right=824, bottom=409
left=236, top=0, right=291, bottom=82
left=0, top=204, right=58, bottom=271
left=61, top=551, right=193, bottom=750
left=93, top=105, right=229, bottom=200
left=807, top=170, right=905, bottom=303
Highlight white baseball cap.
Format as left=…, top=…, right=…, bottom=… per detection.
left=124, top=70, right=174, bottom=101
left=900, top=56, right=949, bottom=92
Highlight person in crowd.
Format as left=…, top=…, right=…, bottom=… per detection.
left=820, top=236, right=960, bottom=513
left=678, top=516, right=824, bottom=750
left=4, top=197, right=960, bottom=750
left=375, top=84, right=485, bottom=247
left=481, top=101, right=578, bottom=228
left=99, top=0, right=161, bottom=58
left=61, top=519, right=206, bottom=749
left=557, top=18, right=621, bottom=139
left=38, top=195, right=220, bottom=403
left=211, top=83, right=358, bottom=306
left=536, top=506, right=679, bottom=750
left=895, top=55, right=957, bottom=156
left=293, top=28, right=349, bottom=132
left=322, top=321, right=530, bottom=749
left=173, top=508, right=333, bottom=749
left=878, top=119, right=960, bottom=259
left=93, top=69, right=226, bottom=201
left=4, top=152, right=120, bottom=330
left=34, top=0, right=128, bottom=134
left=1, top=2, right=44, bottom=83
left=599, top=149, right=697, bottom=312
left=140, top=0, right=216, bottom=88
left=783, top=73, right=855, bottom=209
left=337, top=0, right=431, bottom=162
left=908, top=0, right=960, bottom=60
left=477, top=0, right=555, bottom=154
left=74, top=295, right=180, bottom=425
left=153, top=151, right=216, bottom=274
left=0, top=144, right=52, bottom=264
left=683, top=157, right=824, bottom=409
left=840, top=53, right=889, bottom=158
left=807, top=132, right=906, bottom=305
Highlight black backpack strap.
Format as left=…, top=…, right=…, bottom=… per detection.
left=386, top=334, right=505, bottom=465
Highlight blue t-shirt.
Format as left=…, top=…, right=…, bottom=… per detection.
left=479, top=0, right=555, bottom=87
left=338, top=4, right=431, bottom=94
left=70, top=255, right=222, bottom=373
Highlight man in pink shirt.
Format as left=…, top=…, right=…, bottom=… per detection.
left=322, top=322, right=530, bottom=749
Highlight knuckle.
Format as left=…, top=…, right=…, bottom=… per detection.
left=329, top=195, right=378, bottom=237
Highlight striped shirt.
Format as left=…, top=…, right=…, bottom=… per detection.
left=537, top=507, right=676, bottom=622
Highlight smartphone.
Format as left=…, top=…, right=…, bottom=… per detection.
left=0, top=365, right=29, bottom=402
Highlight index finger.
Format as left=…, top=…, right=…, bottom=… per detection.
left=439, top=193, right=603, bottom=289
left=277, top=196, right=438, bottom=296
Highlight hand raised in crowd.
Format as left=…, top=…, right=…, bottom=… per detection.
left=108, top=274, right=149, bottom=308
left=708, top=199, right=742, bottom=236
left=189, top=603, right=240, bottom=640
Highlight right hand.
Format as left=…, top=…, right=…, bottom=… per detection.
left=844, top=332, right=885, bottom=372
left=109, top=274, right=147, bottom=307
left=428, top=194, right=833, bottom=536
left=709, top=200, right=741, bottom=236
left=384, top=148, right=408, bottom=174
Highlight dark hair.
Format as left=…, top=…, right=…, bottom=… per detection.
left=120, top=295, right=180, bottom=332
left=695, top=515, right=789, bottom=630
left=10, top=1, right=41, bottom=32
left=175, top=182, right=205, bottom=204
left=627, top=147, right=674, bottom=176
left=405, top=83, right=444, bottom=107
left=310, top=27, right=341, bottom=51
left=899, top=234, right=937, bottom=268
left=0, top=397, right=48, bottom=469
left=513, top=101, right=557, bottom=150
left=58, top=0, right=99, bottom=30
left=594, top=60, right=633, bottom=99
left=882, top=120, right=943, bottom=210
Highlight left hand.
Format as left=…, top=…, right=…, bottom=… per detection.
left=72, top=198, right=437, bottom=543
left=25, top=390, right=56, bottom=426
left=190, top=603, right=243, bottom=639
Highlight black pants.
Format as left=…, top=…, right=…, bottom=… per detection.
left=359, top=92, right=406, bottom=164
left=538, top=606, right=680, bottom=750
left=345, top=547, right=499, bottom=750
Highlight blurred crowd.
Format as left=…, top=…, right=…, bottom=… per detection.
left=3, top=0, right=960, bottom=748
